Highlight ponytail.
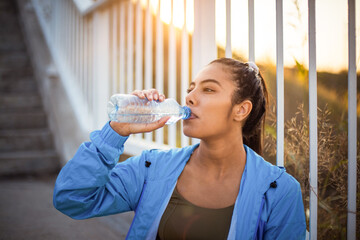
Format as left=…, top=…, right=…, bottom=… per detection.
left=210, top=58, right=268, bottom=155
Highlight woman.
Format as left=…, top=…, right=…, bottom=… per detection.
left=53, top=58, right=306, bottom=239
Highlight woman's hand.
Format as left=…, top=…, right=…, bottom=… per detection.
left=109, top=89, right=169, bottom=136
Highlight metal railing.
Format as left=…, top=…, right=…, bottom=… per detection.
left=31, top=0, right=357, bottom=238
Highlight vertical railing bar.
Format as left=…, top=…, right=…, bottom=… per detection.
left=74, top=3, right=78, bottom=81
left=54, top=1, right=59, bottom=59
left=127, top=2, right=134, bottom=94
left=75, top=7, right=80, bottom=88
left=276, top=0, right=284, bottom=167
left=119, top=1, right=126, bottom=94
left=135, top=0, right=143, bottom=92
left=93, top=9, right=111, bottom=128
left=83, top=16, right=89, bottom=116
left=191, top=0, right=216, bottom=146
left=225, top=0, right=232, bottom=58
left=92, top=13, right=98, bottom=125
left=112, top=4, right=118, bottom=95
left=145, top=0, right=153, bottom=142
left=248, top=0, right=255, bottom=62
left=168, top=0, right=177, bottom=147
left=70, top=1, right=75, bottom=74
left=308, top=0, right=318, bottom=238
left=61, top=1, right=66, bottom=62
left=156, top=0, right=164, bottom=144
left=181, top=0, right=189, bottom=147
left=135, top=0, right=143, bottom=140
left=347, top=0, right=357, bottom=239
left=73, top=5, right=77, bottom=84
left=63, top=0, right=68, bottom=64
left=64, top=0, right=70, bottom=65
left=82, top=15, right=86, bottom=100
left=78, top=12, right=83, bottom=92
left=51, top=1, right=56, bottom=48
left=72, top=1, right=76, bottom=74
left=88, top=15, right=94, bottom=118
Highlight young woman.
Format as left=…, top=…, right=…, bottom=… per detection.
left=53, top=58, right=306, bottom=239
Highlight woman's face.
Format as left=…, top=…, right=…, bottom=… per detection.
left=183, top=63, right=240, bottom=140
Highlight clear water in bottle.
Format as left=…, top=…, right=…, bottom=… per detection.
left=107, top=94, right=191, bottom=125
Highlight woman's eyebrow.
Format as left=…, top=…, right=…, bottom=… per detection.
left=189, top=79, right=222, bottom=87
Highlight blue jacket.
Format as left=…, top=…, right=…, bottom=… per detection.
left=53, top=122, right=306, bottom=239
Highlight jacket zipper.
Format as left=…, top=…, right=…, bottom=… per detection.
left=253, top=194, right=266, bottom=240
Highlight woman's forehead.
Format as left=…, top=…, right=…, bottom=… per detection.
left=193, top=63, right=235, bottom=86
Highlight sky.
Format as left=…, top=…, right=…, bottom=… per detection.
left=146, top=0, right=359, bottom=73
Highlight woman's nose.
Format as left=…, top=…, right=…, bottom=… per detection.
left=186, top=91, right=196, bottom=106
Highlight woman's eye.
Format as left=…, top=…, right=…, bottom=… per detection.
left=204, top=88, right=214, bottom=92
left=186, top=88, right=193, bottom=93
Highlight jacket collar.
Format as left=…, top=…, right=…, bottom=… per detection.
left=243, top=144, right=285, bottom=194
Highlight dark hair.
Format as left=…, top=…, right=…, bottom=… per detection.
left=210, top=58, right=268, bottom=155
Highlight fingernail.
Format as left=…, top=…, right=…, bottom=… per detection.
left=154, top=93, right=158, bottom=100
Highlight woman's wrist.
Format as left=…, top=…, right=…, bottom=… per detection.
left=109, top=121, right=131, bottom=137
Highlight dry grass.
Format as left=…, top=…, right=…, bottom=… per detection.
left=264, top=103, right=359, bottom=239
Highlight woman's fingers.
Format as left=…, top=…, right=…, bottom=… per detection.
left=131, top=89, right=166, bottom=102
left=129, top=116, right=170, bottom=133
left=131, top=90, right=145, bottom=99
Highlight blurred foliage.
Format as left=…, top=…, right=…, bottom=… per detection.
left=264, top=102, right=359, bottom=239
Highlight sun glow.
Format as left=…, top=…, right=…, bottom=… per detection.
left=143, top=0, right=194, bottom=33
left=139, top=0, right=359, bottom=73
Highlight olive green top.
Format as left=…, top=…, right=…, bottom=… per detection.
left=156, top=187, right=234, bottom=240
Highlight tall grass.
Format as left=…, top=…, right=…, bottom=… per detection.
left=264, top=103, right=359, bottom=239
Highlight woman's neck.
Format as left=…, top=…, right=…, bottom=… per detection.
left=191, top=136, right=246, bottom=180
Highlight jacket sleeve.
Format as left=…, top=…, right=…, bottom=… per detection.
left=264, top=174, right=307, bottom=240
left=53, top=122, right=147, bottom=219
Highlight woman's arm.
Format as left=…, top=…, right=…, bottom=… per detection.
left=53, top=122, right=148, bottom=219
left=53, top=89, right=168, bottom=219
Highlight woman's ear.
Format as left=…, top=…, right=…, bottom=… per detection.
left=233, top=100, right=252, bottom=122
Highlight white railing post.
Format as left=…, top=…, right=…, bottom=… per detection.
left=347, top=0, right=357, bottom=238
left=111, top=3, right=119, bottom=95
left=135, top=0, right=143, bottom=93
left=248, top=0, right=255, bottom=62
left=192, top=0, right=216, bottom=145
left=192, top=0, right=216, bottom=76
left=93, top=9, right=110, bottom=129
left=276, top=0, right=284, bottom=167
left=181, top=0, right=190, bottom=147
left=308, top=0, right=318, bottom=238
left=156, top=0, right=164, bottom=145
left=134, top=0, right=143, bottom=140
left=168, top=0, right=177, bottom=147
left=79, top=12, right=84, bottom=92
left=225, top=0, right=232, bottom=58
left=119, top=1, right=126, bottom=94
left=145, top=0, right=153, bottom=142
left=127, top=2, right=134, bottom=94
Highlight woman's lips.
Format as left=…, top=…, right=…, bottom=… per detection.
left=188, top=112, right=198, bottom=119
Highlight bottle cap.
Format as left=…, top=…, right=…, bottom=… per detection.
left=182, top=106, right=191, bottom=120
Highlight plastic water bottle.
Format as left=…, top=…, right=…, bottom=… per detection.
left=107, top=94, right=191, bottom=125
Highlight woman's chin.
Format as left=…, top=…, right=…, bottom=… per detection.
left=182, top=126, right=202, bottom=139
